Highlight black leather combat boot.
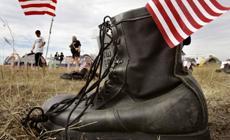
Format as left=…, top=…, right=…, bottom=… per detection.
left=41, top=7, right=210, bottom=140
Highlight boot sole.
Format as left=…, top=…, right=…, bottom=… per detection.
left=79, top=129, right=210, bottom=140
left=45, top=123, right=210, bottom=140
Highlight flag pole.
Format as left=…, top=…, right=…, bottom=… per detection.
left=45, top=17, right=54, bottom=58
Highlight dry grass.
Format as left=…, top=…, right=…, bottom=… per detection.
left=0, top=66, right=85, bottom=140
left=193, top=64, right=230, bottom=140
left=0, top=64, right=229, bottom=140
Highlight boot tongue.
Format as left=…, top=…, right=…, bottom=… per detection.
left=146, top=0, right=230, bottom=48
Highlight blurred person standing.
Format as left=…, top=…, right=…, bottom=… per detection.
left=59, top=52, right=64, bottom=63
left=31, top=30, right=46, bottom=67
left=54, top=52, right=59, bottom=61
left=69, top=35, right=81, bottom=70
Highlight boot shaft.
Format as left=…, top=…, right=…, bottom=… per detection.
left=109, top=7, right=185, bottom=99
left=104, top=7, right=208, bottom=128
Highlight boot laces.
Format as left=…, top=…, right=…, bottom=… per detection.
left=22, top=16, right=118, bottom=139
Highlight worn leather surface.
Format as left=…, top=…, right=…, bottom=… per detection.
left=42, top=7, right=209, bottom=136
left=95, top=7, right=181, bottom=108
left=43, top=84, right=202, bottom=133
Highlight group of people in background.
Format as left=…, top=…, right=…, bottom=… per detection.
left=31, top=30, right=82, bottom=69
left=54, top=52, right=64, bottom=63
left=29, top=30, right=96, bottom=80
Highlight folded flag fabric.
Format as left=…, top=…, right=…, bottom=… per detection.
left=18, top=0, right=57, bottom=16
left=146, top=0, right=230, bottom=48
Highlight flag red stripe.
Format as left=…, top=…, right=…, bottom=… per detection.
left=18, top=0, right=57, bottom=17
left=199, top=0, right=222, bottom=17
left=21, top=4, right=56, bottom=10
left=46, top=11, right=55, bottom=16
left=25, top=11, right=46, bottom=15
left=25, top=11, right=55, bottom=16
left=177, top=0, right=202, bottom=29
left=152, top=0, right=184, bottom=42
left=187, top=0, right=212, bottom=23
left=166, top=0, right=192, bottom=35
left=51, top=0, right=57, bottom=3
left=146, top=0, right=229, bottom=48
left=211, top=0, right=230, bottom=11
left=146, top=3, right=174, bottom=48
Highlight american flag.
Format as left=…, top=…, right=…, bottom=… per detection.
left=18, top=0, right=57, bottom=16
left=146, top=0, right=230, bottom=48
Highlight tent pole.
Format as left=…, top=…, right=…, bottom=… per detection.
left=45, top=17, right=54, bottom=58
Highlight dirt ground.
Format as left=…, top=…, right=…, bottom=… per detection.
left=0, top=64, right=229, bottom=140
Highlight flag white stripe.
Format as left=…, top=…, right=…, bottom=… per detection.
left=19, top=1, right=56, bottom=7
left=193, top=0, right=217, bottom=20
left=23, top=7, right=55, bottom=13
left=205, top=0, right=226, bottom=14
left=171, top=0, right=197, bottom=32
left=181, top=0, right=206, bottom=26
left=148, top=0, right=179, bottom=45
left=160, top=0, right=188, bottom=38
left=146, top=0, right=229, bottom=47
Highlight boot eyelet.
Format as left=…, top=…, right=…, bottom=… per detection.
left=118, top=59, right=123, bottom=64
left=114, top=57, right=123, bottom=65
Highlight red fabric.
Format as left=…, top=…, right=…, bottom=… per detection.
left=18, top=0, right=57, bottom=16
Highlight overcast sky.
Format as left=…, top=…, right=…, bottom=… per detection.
left=0, top=0, right=230, bottom=64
